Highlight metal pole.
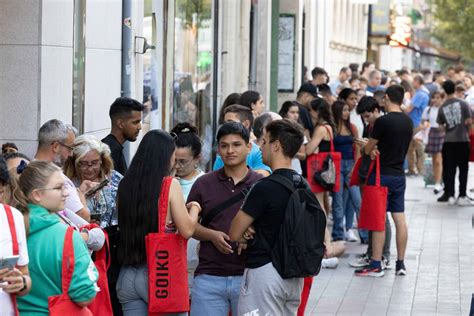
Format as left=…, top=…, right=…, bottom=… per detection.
left=122, top=0, right=132, bottom=97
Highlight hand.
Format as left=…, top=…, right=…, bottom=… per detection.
left=243, top=226, right=255, bottom=241
left=210, top=231, right=233, bottom=254
left=0, top=267, right=9, bottom=280
left=354, top=137, right=368, bottom=147
left=0, top=268, right=24, bottom=294
left=370, top=148, right=380, bottom=160
left=237, top=242, right=247, bottom=255
left=79, top=180, right=99, bottom=195
left=186, top=201, right=202, bottom=214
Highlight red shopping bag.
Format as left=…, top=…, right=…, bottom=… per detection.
left=358, top=156, right=387, bottom=231
left=469, top=130, right=474, bottom=162
left=48, top=226, right=93, bottom=315
left=307, top=126, right=341, bottom=193
left=349, top=157, right=362, bottom=187
left=146, top=177, right=189, bottom=314
left=4, top=204, right=19, bottom=316
left=81, top=224, right=113, bottom=316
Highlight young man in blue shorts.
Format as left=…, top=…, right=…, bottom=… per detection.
left=356, top=85, right=413, bottom=277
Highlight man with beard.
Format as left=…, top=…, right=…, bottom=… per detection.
left=34, top=119, right=91, bottom=221
left=102, top=97, right=144, bottom=175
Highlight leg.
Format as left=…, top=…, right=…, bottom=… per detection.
left=457, top=142, right=470, bottom=197
left=407, top=139, right=417, bottom=174
left=229, top=276, right=243, bottom=316
left=371, top=230, right=385, bottom=262
left=315, top=192, right=326, bottom=214
left=432, top=153, right=443, bottom=184
left=191, top=275, right=229, bottom=316
left=442, top=143, right=456, bottom=197
left=415, top=140, right=425, bottom=174
left=383, top=217, right=392, bottom=259
left=284, top=278, right=304, bottom=315
left=390, top=212, right=408, bottom=260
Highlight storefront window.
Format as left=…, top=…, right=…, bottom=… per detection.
left=173, top=0, right=214, bottom=169
left=142, top=0, right=157, bottom=135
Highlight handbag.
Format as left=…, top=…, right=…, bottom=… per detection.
left=4, top=204, right=19, bottom=316
left=81, top=224, right=113, bottom=316
left=358, top=156, right=387, bottom=231
left=48, top=226, right=93, bottom=315
left=307, top=125, right=341, bottom=193
left=145, top=177, right=189, bottom=314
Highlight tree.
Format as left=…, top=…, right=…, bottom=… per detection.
left=431, top=0, right=474, bottom=62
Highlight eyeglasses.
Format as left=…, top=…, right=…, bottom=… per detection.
left=78, top=160, right=102, bottom=170
left=58, top=142, right=75, bottom=151
left=175, top=159, right=193, bottom=168
left=170, top=132, right=178, bottom=140
left=37, top=184, right=67, bottom=192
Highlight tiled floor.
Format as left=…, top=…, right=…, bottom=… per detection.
left=305, top=172, right=474, bottom=316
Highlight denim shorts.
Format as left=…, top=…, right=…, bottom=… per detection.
left=368, top=174, right=406, bottom=213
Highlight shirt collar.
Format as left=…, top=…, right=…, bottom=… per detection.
left=217, top=167, right=255, bottom=185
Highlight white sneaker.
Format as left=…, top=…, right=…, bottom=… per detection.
left=457, top=196, right=473, bottom=206
left=322, top=257, right=339, bottom=269
left=345, top=229, right=358, bottom=242
left=448, top=197, right=457, bottom=206
left=433, top=183, right=443, bottom=194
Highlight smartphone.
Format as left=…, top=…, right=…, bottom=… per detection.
left=85, top=179, right=109, bottom=197
left=0, top=255, right=19, bottom=270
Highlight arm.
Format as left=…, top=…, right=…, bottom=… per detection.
left=229, top=210, right=255, bottom=242
left=169, top=179, right=200, bottom=239
left=352, top=127, right=361, bottom=161
left=0, top=265, right=32, bottom=296
left=295, top=144, right=307, bottom=160
left=363, top=138, right=379, bottom=157
left=306, top=126, right=325, bottom=155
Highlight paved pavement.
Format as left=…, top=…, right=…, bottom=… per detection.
left=305, top=169, right=474, bottom=316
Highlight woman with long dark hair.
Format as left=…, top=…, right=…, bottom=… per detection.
left=331, top=100, right=362, bottom=243
left=240, top=90, right=265, bottom=117
left=116, top=129, right=201, bottom=315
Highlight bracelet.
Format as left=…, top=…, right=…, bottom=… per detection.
left=19, top=275, right=27, bottom=292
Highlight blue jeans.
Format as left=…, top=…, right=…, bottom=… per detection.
left=191, top=274, right=242, bottom=316
left=116, top=265, right=187, bottom=316
left=332, top=159, right=366, bottom=241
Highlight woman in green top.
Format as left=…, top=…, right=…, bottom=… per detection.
left=14, top=161, right=98, bottom=315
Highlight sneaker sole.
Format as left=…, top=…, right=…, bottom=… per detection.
left=355, top=271, right=385, bottom=277
left=350, top=262, right=369, bottom=268
left=396, top=269, right=407, bottom=276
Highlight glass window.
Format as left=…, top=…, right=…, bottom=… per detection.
left=173, top=0, right=214, bottom=169
left=142, top=0, right=155, bottom=135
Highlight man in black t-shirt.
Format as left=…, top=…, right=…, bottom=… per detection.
left=355, top=85, right=413, bottom=278
left=102, top=97, right=144, bottom=175
left=230, top=120, right=305, bottom=315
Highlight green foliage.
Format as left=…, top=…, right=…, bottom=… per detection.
left=432, top=0, right=474, bottom=61
left=175, top=0, right=212, bottom=29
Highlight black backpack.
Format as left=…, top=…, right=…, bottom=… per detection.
left=264, top=174, right=327, bottom=279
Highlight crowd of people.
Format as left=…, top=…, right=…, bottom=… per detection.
left=0, top=61, right=473, bottom=316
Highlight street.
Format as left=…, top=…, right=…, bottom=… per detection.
left=306, top=170, right=474, bottom=315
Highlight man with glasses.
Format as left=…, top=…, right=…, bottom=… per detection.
left=34, top=119, right=92, bottom=221
left=186, top=122, right=262, bottom=315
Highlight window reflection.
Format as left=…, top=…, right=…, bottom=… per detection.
left=174, top=0, right=213, bottom=170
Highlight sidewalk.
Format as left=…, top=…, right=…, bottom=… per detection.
left=305, top=168, right=474, bottom=315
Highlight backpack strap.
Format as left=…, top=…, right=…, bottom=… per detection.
left=4, top=204, right=20, bottom=316
left=200, top=186, right=251, bottom=227
left=61, top=227, right=75, bottom=294
left=157, top=177, right=173, bottom=233
left=266, top=174, right=298, bottom=193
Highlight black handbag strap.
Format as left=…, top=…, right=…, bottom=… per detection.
left=200, top=186, right=251, bottom=227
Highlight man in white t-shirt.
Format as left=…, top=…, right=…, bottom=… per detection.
left=34, top=119, right=92, bottom=221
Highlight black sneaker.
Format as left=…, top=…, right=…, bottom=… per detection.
left=437, top=194, right=450, bottom=202
left=354, top=265, right=384, bottom=277
left=395, top=261, right=407, bottom=276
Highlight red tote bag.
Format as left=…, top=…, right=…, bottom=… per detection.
left=146, top=176, right=189, bottom=314
left=48, top=226, right=93, bottom=316
left=358, top=156, right=387, bottom=231
left=307, top=126, right=341, bottom=193
left=81, top=224, right=113, bottom=316
left=4, top=204, right=19, bottom=316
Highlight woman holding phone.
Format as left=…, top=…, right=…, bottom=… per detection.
left=64, top=134, right=122, bottom=228
left=14, top=161, right=98, bottom=314
left=0, top=157, right=32, bottom=316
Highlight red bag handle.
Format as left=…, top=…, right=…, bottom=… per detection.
left=61, top=227, right=76, bottom=294
left=366, top=155, right=381, bottom=186
left=5, top=205, right=19, bottom=256
left=322, top=125, right=335, bottom=152
left=157, top=177, right=173, bottom=233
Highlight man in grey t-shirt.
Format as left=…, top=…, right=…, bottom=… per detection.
left=436, top=80, right=473, bottom=206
